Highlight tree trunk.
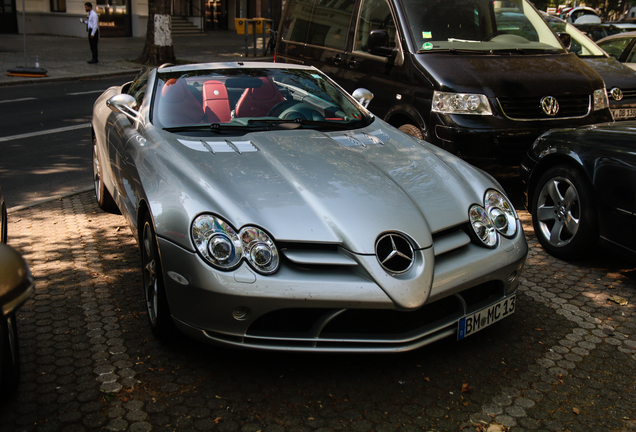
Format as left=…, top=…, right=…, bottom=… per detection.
left=135, top=0, right=176, bottom=65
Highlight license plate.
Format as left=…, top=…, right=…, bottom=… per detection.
left=612, top=108, right=636, bottom=120
left=458, top=295, right=515, bottom=340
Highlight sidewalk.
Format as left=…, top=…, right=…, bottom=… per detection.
left=0, top=30, right=272, bottom=85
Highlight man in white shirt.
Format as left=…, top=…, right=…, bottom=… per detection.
left=83, top=2, right=99, bottom=64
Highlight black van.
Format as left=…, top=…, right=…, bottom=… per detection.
left=275, top=0, right=613, bottom=172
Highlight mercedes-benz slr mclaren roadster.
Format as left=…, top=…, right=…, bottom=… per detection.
left=91, top=62, right=527, bottom=352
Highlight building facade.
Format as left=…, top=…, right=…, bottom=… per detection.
left=1, top=0, right=282, bottom=37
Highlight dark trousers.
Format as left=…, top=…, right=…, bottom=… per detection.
left=88, top=30, right=99, bottom=62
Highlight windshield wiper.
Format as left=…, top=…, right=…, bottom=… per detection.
left=163, top=123, right=272, bottom=133
left=488, top=48, right=559, bottom=55
left=248, top=118, right=360, bottom=130
left=417, top=48, right=489, bottom=54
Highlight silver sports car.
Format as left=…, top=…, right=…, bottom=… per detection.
left=91, top=62, right=527, bottom=352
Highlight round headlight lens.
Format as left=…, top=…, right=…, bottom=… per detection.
left=239, top=226, right=279, bottom=274
left=485, top=189, right=517, bottom=237
left=208, top=234, right=235, bottom=262
left=192, top=215, right=242, bottom=269
left=469, top=205, right=497, bottom=248
left=192, top=215, right=280, bottom=274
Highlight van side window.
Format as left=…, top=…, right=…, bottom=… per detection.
left=354, top=0, right=396, bottom=53
left=280, top=0, right=314, bottom=44
left=281, top=0, right=354, bottom=50
left=307, top=0, right=355, bottom=49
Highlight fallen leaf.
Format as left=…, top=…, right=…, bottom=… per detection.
left=486, top=424, right=505, bottom=432
left=461, top=383, right=472, bottom=393
left=573, top=407, right=580, bottom=414
left=213, top=417, right=222, bottom=424
left=609, top=295, right=628, bottom=306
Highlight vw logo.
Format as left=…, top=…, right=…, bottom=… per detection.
left=375, top=233, right=414, bottom=274
left=610, top=87, right=624, bottom=101
left=540, top=96, right=559, bottom=116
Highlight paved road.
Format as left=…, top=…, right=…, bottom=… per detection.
left=0, top=76, right=137, bottom=209
left=1, top=191, right=635, bottom=432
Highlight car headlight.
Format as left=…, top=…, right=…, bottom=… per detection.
left=593, top=88, right=609, bottom=111
left=484, top=189, right=517, bottom=238
left=468, top=205, right=498, bottom=248
left=432, top=91, right=493, bottom=115
left=468, top=189, right=518, bottom=248
left=192, top=214, right=279, bottom=275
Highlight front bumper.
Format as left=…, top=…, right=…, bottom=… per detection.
left=157, top=220, right=528, bottom=352
left=430, top=111, right=613, bottom=172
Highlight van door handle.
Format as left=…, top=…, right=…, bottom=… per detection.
left=347, top=58, right=357, bottom=68
left=333, top=54, right=343, bottom=65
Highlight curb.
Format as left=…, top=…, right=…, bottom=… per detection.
left=7, top=185, right=94, bottom=213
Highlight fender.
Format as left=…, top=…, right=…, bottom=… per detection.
left=385, top=102, right=427, bottom=134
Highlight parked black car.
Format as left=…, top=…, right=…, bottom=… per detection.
left=545, top=15, right=636, bottom=121
left=276, top=0, right=613, bottom=174
left=0, top=189, right=34, bottom=400
left=521, top=122, right=636, bottom=261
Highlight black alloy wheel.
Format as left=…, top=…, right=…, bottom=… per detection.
left=140, top=213, right=176, bottom=338
left=531, top=165, right=599, bottom=259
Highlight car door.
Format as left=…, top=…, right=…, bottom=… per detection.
left=276, top=0, right=310, bottom=64
left=107, top=72, right=149, bottom=223
left=300, top=0, right=357, bottom=81
left=594, top=150, right=636, bottom=254
left=333, top=0, right=404, bottom=120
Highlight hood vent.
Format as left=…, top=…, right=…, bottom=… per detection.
left=331, top=131, right=387, bottom=147
left=178, top=139, right=258, bottom=154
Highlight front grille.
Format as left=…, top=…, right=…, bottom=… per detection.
left=621, top=88, right=636, bottom=99
left=239, top=281, right=506, bottom=351
left=498, top=94, right=590, bottom=120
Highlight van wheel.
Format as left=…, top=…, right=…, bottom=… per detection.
left=398, top=124, right=423, bottom=140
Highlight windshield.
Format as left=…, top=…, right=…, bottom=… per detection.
left=401, top=0, right=564, bottom=53
left=151, top=68, right=370, bottom=131
left=545, top=17, right=606, bottom=58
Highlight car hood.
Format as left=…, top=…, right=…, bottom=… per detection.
left=143, top=121, right=495, bottom=255
left=581, top=57, right=636, bottom=91
left=414, top=52, right=603, bottom=96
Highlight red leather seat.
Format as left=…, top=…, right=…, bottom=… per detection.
left=156, top=78, right=205, bottom=126
left=235, top=77, right=285, bottom=118
left=203, top=80, right=232, bottom=123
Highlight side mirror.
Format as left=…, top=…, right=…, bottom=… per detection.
left=352, top=88, right=374, bottom=108
left=107, top=94, right=141, bottom=123
left=557, top=32, right=572, bottom=51
left=367, top=30, right=395, bottom=57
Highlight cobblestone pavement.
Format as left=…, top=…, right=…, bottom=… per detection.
left=1, top=191, right=635, bottom=432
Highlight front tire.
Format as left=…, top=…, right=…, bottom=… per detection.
left=0, top=313, right=21, bottom=401
left=140, top=213, right=176, bottom=338
left=398, top=124, right=424, bottom=140
left=92, top=135, right=119, bottom=214
left=531, top=165, right=598, bottom=260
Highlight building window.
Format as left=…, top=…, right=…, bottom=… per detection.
left=50, top=0, right=66, bottom=12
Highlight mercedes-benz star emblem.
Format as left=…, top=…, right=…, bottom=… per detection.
left=540, top=96, right=559, bottom=116
left=610, top=87, right=624, bottom=101
left=375, top=233, right=414, bottom=274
